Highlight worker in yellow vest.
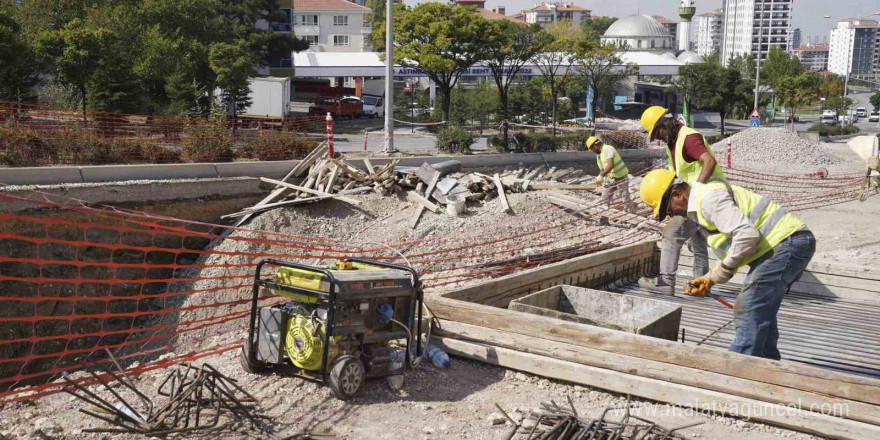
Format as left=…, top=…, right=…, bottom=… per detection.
left=638, top=169, right=815, bottom=359
left=637, top=106, right=726, bottom=295
left=587, top=136, right=633, bottom=211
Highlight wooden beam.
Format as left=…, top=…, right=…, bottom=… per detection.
left=260, top=177, right=361, bottom=205
left=363, top=157, right=376, bottom=176
left=410, top=172, right=440, bottom=229
left=222, top=187, right=373, bottom=218
left=435, top=320, right=880, bottom=427
left=493, top=173, right=511, bottom=213
left=426, top=295, right=880, bottom=405
left=532, top=183, right=596, bottom=191
left=407, top=191, right=440, bottom=213
left=438, top=337, right=880, bottom=440
left=523, top=165, right=546, bottom=181
left=323, top=164, right=340, bottom=193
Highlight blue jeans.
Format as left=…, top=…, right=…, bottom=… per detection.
left=659, top=216, right=710, bottom=284
left=730, top=231, right=816, bottom=360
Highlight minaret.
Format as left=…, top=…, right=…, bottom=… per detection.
left=677, top=0, right=696, bottom=51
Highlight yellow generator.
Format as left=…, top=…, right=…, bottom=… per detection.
left=240, top=258, right=423, bottom=400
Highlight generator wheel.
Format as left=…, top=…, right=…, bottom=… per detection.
left=240, top=338, right=268, bottom=374
left=329, top=355, right=364, bottom=400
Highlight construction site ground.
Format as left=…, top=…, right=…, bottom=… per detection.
left=1, top=136, right=876, bottom=440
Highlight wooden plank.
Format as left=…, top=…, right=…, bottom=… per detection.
left=410, top=172, right=440, bottom=229
left=363, top=157, right=376, bottom=176
left=406, top=191, right=440, bottom=213
left=435, top=320, right=880, bottom=427
left=493, top=173, right=511, bottom=213
left=523, top=165, right=545, bottom=181
left=222, top=187, right=373, bottom=218
left=426, top=295, right=880, bottom=405
left=323, top=165, right=340, bottom=193
left=260, top=177, right=361, bottom=205
left=438, top=337, right=880, bottom=440
left=532, top=183, right=596, bottom=191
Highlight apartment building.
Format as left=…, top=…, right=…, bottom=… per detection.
left=793, top=44, right=829, bottom=72
left=520, top=2, right=591, bottom=27
left=651, top=16, right=678, bottom=48
left=720, top=0, right=793, bottom=65
left=695, top=8, right=723, bottom=57
left=828, top=19, right=879, bottom=80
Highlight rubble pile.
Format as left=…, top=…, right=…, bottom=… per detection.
left=711, top=128, right=844, bottom=171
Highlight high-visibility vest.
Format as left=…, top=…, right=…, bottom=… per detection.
left=691, top=179, right=806, bottom=268
left=596, top=145, right=629, bottom=179
left=665, top=126, right=726, bottom=185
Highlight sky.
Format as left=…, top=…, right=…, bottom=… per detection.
left=404, top=0, right=880, bottom=39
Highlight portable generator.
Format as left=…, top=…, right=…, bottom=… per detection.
left=240, top=258, right=423, bottom=400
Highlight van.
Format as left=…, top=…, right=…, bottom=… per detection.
left=820, top=111, right=837, bottom=126
left=856, top=107, right=867, bottom=117
left=359, top=95, right=385, bottom=119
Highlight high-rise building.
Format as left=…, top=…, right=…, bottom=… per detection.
left=695, top=8, right=723, bottom=56
left=677, top=1, right=696, bottom=52
left=719, top=0, right=793, bottom=65
left=793, top=44, right=829, bottom=71
left=828, top=19, right=879, bottom=80
left=787, top=27, right=801, bottom=53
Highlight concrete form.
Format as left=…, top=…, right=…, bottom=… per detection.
left=428, top=241, right=880, bottom=440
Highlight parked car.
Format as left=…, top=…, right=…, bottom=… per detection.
left=820, top=111, right=837, bottom=126
left=869, top=112, right=880, bottom=123
left=856, top=107, right=867, bottom=117
left=360, top=95, right=385, bottom=119
left=308, top=96, right=363, bottom=119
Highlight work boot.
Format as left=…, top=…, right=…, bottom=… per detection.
left=638, top=276, right=674, bottom=296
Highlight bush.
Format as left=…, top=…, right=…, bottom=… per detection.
left=556, top=131, right=592, bottom=151
left=808, top=124, right=860, bottom=137
left=181, top=118, right=234, bottom=162
left=236, top=130, right=318, bottom=161
left=489, top=135, right=507, bottom=152
left=109, top=138, right=184, bottom=164
left=435, top=125, right=474, bottom=154
left=49, top=126, right=129, bottom=165
left=0, top=122, right=54, bottom=166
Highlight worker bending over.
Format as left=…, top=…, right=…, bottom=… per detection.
left=639, top=170, right=815, bottom=359
left=587, top=136, right=633, bottom=211
left=638, top=106, right=725, bottom=295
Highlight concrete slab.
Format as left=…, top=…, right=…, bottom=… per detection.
left=80, top=163, right=219, bottom=182
left=215, top=161, right=298, bottom=179
left=0, top=167, right=83, bottom=186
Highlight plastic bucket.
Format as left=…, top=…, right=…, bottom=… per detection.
left=446, top=194, right=466, bottom=217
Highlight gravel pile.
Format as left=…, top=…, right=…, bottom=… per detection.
left=711, top=128, right=845, bottom=172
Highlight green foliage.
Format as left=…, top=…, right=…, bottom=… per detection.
left=869, top=91, right=880, bottom=111
left=581, top=16, right=617, bottom=42
left=448, top=81, right=499, bottom=126
left=181, top=118, right=233, bottom=162
left=808, top=124, right=860, bottom=136
left=820, top=76, right=844, bottom=100
left=435, top=125, right=474, bottom=153
left=367, top=0, right=386, bottom=51
left=573, top=40, right=636, bottom=124
left=0, top=9, right=40, bottom=102
left=822, top=96, right=854, bottom=119
left=508, top=132, right=557, bottom=153
left=0, top=121, right=54, bottom=166
left=670, top=54, right=751, bottom=135
left=210, top=42, right=256, bottom=114
left=392, top=3, right=490, bottom=122
left=776, top=72, right=821, bottom=128
left=532, top=21, right=582, bottom=131
left=760, top=47, right=804, bottom=91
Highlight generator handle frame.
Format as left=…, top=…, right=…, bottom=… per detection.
left=247, top=258, right=339, bottom=381
left=343, top=258, right=424, bottom=369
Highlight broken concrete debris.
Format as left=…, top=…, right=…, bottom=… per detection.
left=228, top=144, right=600, bottom=226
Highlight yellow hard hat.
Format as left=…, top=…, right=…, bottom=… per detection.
left=585, top=136, right=600, bottom=149
left=640, top=106, right=669, bottom=140
left=639, top=169, right=677, bottom=220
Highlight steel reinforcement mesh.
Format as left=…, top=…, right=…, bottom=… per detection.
left=0, top=163, right=871, bottom=403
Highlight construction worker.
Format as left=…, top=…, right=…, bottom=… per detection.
left=586, top=136, right=633, bottom=210
left=638, top=169, right=815, bottom=359
left=637, top=106, right=726, bottom=295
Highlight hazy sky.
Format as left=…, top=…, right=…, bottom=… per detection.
left=405, top=1, right=880, bottom=39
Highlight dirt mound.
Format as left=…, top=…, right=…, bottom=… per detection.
left=711, top=128, right=844, bottom=172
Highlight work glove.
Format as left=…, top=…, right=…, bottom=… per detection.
left=594, top=176, right=603, bottom=186
left=706, top=262, right=736, bottom=285
left=685, top=277, right=713, bottom=297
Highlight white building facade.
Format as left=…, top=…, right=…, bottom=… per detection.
left=695, top=9, right=723, bottom=57
left=720, top=0, right=793, bottom=65
left=293, top=0, right=372, bottom=54
left=828, top=19, right=879, bottom=79
left=521, top=2, right=591, bottom=27
left=793, top=44, right=828, bottom=71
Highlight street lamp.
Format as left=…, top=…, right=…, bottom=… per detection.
left=382, top=0, right=395, bottom=152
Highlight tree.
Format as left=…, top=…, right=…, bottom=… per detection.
left=822, top=96, right=854, bottom=121
left=710, top=65, right=753, bottom=135
left=672, top=55, right=750, bottom=135
left=871, top=91, right=880, bottom=112
left=483, top=21, right=548, bottom=145
left=668, top=58, right=716, bottom=124
left=392, top=3, right=490, bottom=122
left=0, top=8, right=40, bottom=102
left=573, top=40, right=636, bottom=125
left=366, top=0, right=386, bottom=51
left=775, top=72, right=821, bottom=131
left=581, top=16, right=617, bottom=42
left=210, top=42, right=257, bottom=115
left=533, top=21, right=581, bottom=135
left=820, top=75, right=845, bottom=99
left=760, top=47, right=804, bottom=91
left=34, top=18, right=113, bottom=119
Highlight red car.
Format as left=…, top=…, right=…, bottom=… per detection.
left=308, top=96, right=363, bottom=119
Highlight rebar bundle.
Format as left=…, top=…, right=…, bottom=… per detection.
left=62, top=351, right=269, bottom=436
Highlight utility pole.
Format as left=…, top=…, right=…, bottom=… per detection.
left=383, top=0, right=395, bottom=152
left=753, top=0, right=770, bottom=112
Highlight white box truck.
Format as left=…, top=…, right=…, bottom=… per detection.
left=241, top=77, right=291, bottom=118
